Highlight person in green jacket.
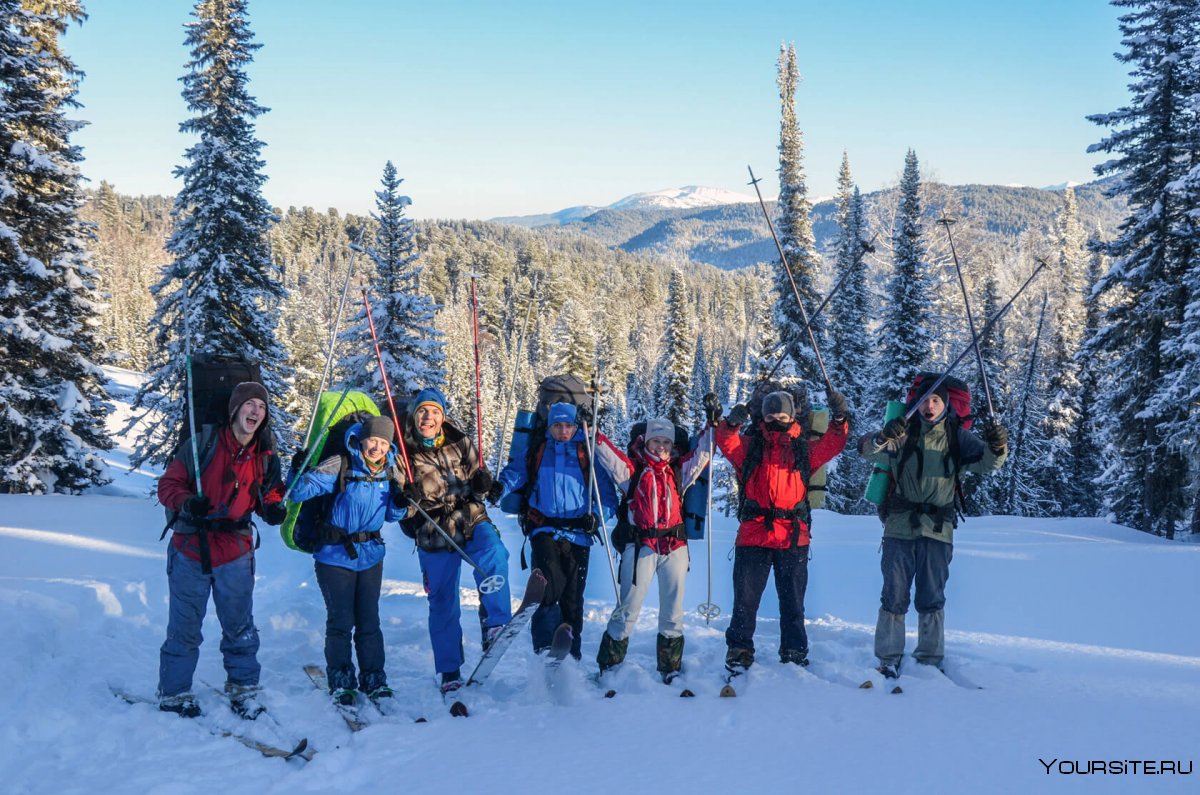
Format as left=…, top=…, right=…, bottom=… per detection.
left=859, top=373, right=1008, bottom=678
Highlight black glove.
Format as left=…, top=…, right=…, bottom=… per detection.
left=486, top=480, right=504, bottom=505
left=261, top=501, right=287, bottom=526
left=702, top=392, right=723, bottom=425
left=727, top=403, right=750, bottom=427
left=582, top=512, right=601, bottom=537
left=984, top=421, right=1008, bottom=452
left=469, top=469, right=493, bottom=498
left=403, top=481, right=424, bottom=505
left=827, top=391, right=849, bottom=422
left=182, top=494, right=210, bottom=520
left=389, top=481, right=406, bottom=508
left=879, top=417, right=908, bottom=444
left=290, top=448, right=310, bottom=473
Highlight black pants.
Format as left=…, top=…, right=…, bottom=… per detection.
left=725, top=545, right=810, bottom=658
left=529, top=532, right=590, bottom=659
left=316, top=560, right=385, bottom=690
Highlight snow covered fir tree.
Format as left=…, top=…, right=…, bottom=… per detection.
left=127, top=0, right=293, bottom=468
left=0, top=0, right=111, bottom=494
left=340, top=161, right=445, bottom=397
left=1084, top=0, right=1200, bottom=538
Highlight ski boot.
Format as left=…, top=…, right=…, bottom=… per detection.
left=780, top=648, right=809, bottom=668
left=226, top=683, right=266, bottom=720
left=158, top=692, right=201, bottom=719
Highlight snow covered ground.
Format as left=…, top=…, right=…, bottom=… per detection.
left=1, top=367, right=1197, bottom=794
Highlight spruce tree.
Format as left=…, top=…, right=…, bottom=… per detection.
left=342, top=161, right=445, bottom=397
left=965, top=254, right=1012, bottom=514
left=658, top=267, right=696, bottom=428
left=827, top=154, right=874, bottom=511
left=0, top=0, right=112, bottom=494
left=1073, top=243, right=1110, bottom=518
left=128, top=0, right=293, bottom=468
left=876, top=149, right=934, bottom=403
left=773, top=43, right=824, bottom=385
left=1036, top=187, right=1091, bottom=515
left=1084, top=0, right=1199, bottom=537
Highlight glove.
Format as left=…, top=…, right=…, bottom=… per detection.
left=403, top=481, right=424, bottom=505
left=702, top=392, right=723, bottom=425
left=469, top=469, right=493, bottom=498
left=879, top=417, right=908, bottom=444
left=582, top=512, right=600, bottom=537
left=182, top=494, right=210, bottom=520
left=827, top=391, right=849, bottom=422
left=486, top=480, right=504, bottom=505
left=727, top=403, right=750, bottom=427
left=261, top=501, right=287, bottom=526
left=984, top=421, right=1008, bottom=452
left=290, top=448, right=310, bottom=473
left=261, top=482, right=285, bottom=506
left=389, top=481, right=406, bottom=508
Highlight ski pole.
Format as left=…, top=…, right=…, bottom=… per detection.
left=583, top=368, right=621, bottom=604
left=696, top=427, right=720, bottom=623
left=905, top=259, right=1048, bottom=421
left=302, top=233, right=363, bottom=445
left=281, top=385, right=352, bottom=502
left=493, top=274, right=539, bottom=473
left=405, top=497, right=505, bottom=593
left=361, top=289, right=414, bottom=482
left=747, top=164, right=835, bottom=397
left=937, top=217, right=996, bottom=419
left=467, top=272, right=486, bottom=459
left=180, top=270, right=202, bottom=499
left=1005, top=290, right=1049, bottom=513
left=363, top=289, right=504, bottom=593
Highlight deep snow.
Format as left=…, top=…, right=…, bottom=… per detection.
left=0, top=367, right=1196, bottom=794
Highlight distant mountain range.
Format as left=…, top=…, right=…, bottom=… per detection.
left=490, top=180, right=1127, bottom=270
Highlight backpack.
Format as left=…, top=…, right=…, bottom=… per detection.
left=610, top=420, right=688, bottom=549
left=499, top=373, right=594, bottom=516
left=280, top=390, right=385, bottom=552
left=162, top=355, right=264, bottom=533
left=737, top=379, right=830, bottom=510
left=880, top=372, right=974, bottom=528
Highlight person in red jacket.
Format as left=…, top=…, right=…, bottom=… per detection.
left=156, top=382, right=286, bottom=719
left=714, top=386, right=849, bottom=672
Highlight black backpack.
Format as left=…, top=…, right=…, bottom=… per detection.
left=291, top=410, right=402, bottom=555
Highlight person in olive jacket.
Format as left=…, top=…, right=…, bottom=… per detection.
left=860, top=373, right=1008, bottom=678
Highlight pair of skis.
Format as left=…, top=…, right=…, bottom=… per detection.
left=110, top=687, right=313, bottom=761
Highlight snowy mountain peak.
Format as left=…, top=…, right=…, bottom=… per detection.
left=608, top=185, right=757, bottom=210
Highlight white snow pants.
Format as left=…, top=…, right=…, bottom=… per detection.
left=604, top=543, right=688, bottom=640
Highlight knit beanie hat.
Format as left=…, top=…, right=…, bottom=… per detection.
left=228, top=381, right=270, bottom=422
left=362, top=415, right=395, bottom=443
left=547, top=402, right=577, bottom=427
left=644, top=417, right=675, bottom=444
left=410, top=386, right=447, bottom=418
left=762, top=390, right=795, bottom=419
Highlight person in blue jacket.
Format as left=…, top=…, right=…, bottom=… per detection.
left=493, top=402, right=625, bottom=659
left=290, top=415, right=405, bottom=706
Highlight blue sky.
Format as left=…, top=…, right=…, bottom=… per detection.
left=63, top=0, right=1127, bottom=220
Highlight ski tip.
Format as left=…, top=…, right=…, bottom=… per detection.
left=449, top=701, right=469, bottom=718
left=679, top=689, right=696, bottom=698
left=719, top=685, right=737, bottom=698
left=890, top=686, right=904, bottom=695
left=604, top=689, right=617, bottom=699
left=414, top=717, right=428, bottom=724
left=858, top=680, right=874, bottom=689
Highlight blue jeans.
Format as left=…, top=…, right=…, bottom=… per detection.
left=158, top=545, right=260, bottom=697
left=418, top=522, right=512, bottom=674
left=879, top=536, right=953, bottom=615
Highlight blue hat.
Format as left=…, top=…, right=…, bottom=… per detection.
left=410, top=387, right=447, bottom=417
left=547, top=402, right=577, bottom=427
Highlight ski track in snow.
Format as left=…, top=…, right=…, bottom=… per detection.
left=0, top=371, right=1196, bottom=794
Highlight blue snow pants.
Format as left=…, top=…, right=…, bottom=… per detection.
left=158, top=545, right=260, bottom=697
left=417, top=522, right=512, bottom=674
